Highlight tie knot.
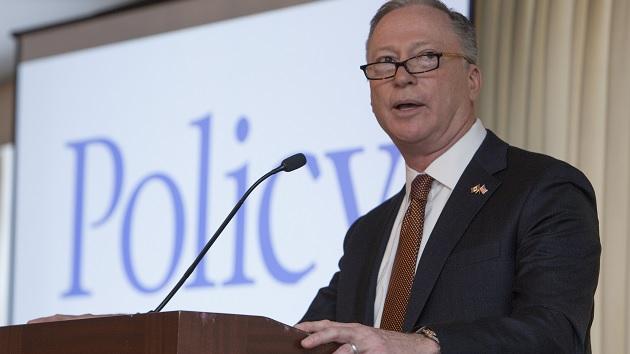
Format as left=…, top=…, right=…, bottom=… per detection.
left=410, top=174, right=433, bottom=201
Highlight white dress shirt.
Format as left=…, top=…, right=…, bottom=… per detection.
left=374, top=118, right=487, bottom=327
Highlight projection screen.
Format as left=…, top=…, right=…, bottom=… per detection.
left=12, top=0, right=470, bottom=325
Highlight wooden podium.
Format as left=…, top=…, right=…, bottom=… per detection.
left=0, top=311, right=339, bottom=354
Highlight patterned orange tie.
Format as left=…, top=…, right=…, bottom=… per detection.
left=380, top=174, right=433, bottom=332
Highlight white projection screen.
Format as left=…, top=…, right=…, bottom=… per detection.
left=12, top=0, right=470, bottom=325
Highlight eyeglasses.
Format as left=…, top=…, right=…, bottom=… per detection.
left=359, top=52, right=473, bottom=80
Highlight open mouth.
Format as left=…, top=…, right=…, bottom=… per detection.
left=393, top=100, right=425, bottom=111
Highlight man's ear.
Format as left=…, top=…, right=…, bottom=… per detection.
left=468, top=64, right=481, bottom=101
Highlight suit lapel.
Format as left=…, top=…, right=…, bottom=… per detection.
left=363, top=188, right=405, bottom=326
left=402, top=131, right=507, bottom=331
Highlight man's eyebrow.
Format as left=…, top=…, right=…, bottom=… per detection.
left=370, top=45, right=398, bottom=55
left=370, top=41, right=434, bottom=55
left=408, top=41, right=434, bottom=51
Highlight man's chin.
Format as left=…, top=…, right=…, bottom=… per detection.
left=389, top=127, right=432, bottom=145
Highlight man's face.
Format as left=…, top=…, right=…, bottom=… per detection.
left=367, top=5, right=479, bottom=156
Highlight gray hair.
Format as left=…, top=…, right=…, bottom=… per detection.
left=367, top=0, right=478, bottom=64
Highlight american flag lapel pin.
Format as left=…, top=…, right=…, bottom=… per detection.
left=470, top=184, right=488, bottom=195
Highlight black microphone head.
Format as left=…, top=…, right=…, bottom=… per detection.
left=281, top=153, right=307, bottom=172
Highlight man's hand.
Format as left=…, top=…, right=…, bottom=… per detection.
left=295, top=320, right=440, bottom=354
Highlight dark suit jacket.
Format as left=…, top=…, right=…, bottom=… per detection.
left=301, top=131, right=600, bottom=354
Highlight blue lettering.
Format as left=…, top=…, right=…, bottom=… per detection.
left=63, top=138, right=123, bottom=297
left=258, top=153, right=317, bottom=283
left=121, top=173, right=185, bottom=293
left=326, top=145, right=402, bottom=226
left=224, top=116, right=255, bottom=285
left=325, top=148, right=364, bottom=226
left=187, top=115, right=216, bottom=287
left=62, top=114, right=397, bottom=296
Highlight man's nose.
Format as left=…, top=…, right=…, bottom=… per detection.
left=393, top=64, right=417, bottom=86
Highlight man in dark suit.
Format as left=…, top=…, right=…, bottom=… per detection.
left=296, top=1, right=600, bottom=353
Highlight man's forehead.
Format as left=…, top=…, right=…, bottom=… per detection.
left=367, top=6, right=455, bottom=54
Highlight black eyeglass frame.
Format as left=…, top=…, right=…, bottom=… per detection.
left=359, top=52, right=474, bottom=80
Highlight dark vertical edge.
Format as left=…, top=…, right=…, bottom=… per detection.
left=469, top=0, right=475, bottom=22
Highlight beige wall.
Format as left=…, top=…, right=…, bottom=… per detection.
left=475, top=0, right=630, bottom=353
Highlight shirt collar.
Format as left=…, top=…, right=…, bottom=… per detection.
left=405, top=118, right=487, bottom=194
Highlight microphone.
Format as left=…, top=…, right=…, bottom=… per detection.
left=280, top=153, right=306, bottom=172
left=152, top=153, right=307, bottom=313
